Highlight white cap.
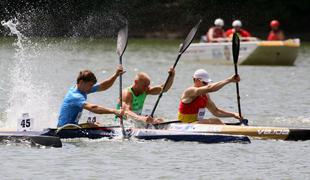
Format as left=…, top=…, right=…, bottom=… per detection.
left=193, top=69, right=212, bottom=83
left=232, top=20, right=242, bottom=27
left=214, top=18, right=224, bottom=26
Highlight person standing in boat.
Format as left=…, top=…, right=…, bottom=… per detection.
left=226, top=20, right=252, bottom=41
left=178, top=69, right=241, bottom=124
left=116, top=68, right=175, bottom=125
left=57, top=66, right=124, bottom=127
left=206, top=18, right=227, bottom=43
left=267, top=20, right=285, bottom=41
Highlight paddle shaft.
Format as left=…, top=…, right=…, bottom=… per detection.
left=119, top=56, right=126, bottom=136
left=234, top=62, right=242, bottom=119
left=149, top=20, right=201, bottom=120
left=150, top=53, right=181, bottom=117
left=116, top=24, right=128, bottom=137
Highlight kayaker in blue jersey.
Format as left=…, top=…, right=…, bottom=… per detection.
left=116, top=68, right=175, bottom=125
left=57, top=66, right=124, bottom=127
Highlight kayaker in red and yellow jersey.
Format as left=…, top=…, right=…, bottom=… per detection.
left=117, top=68, right=175, bottom=125
left=226, top=20, right=252, bottom=41
left=267, top=20, right=285, bottom=41
left=178, top=69, right=241, bottom=124
left=206, top=18, right=227, bottom=43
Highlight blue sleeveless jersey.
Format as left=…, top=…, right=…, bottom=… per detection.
left=57, top=85, right=99, bottom=127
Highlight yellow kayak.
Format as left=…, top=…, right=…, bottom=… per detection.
left=166, top=123, right=310, bottom=141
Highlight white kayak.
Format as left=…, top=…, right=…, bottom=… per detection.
left=183, top=38, right=300, bottom=65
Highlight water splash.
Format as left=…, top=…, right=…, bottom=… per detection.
left=2, top=19, right=26, bottom=59
left=2, top=19, right=54, bottom=130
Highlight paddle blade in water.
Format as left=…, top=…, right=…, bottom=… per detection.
left=117, top=24, right=128, bottom=57
left=179, top=19, right=202, bottom=54
left=232, top=33, right=240, bottom=64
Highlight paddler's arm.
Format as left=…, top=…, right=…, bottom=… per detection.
left=123, top=108, right=154, bottom=124
left=206, top=97, right=241, bottom=119
left=121, top=90, right=154, bottom=123
left=83, top=103, right=124, bottom=116
left=147, top=67, right=175, bottom=95
left=207, top=28, right=214, bottom=42
left=190, top=75, right=240, bottom=97
left=97, top=65, right=124, bottom=92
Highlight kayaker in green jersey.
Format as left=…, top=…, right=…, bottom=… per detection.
left=116, top=67, right=175, bottom=124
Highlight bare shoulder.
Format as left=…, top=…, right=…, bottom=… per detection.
left=185, top=86, right=198, bottom=94
left=181, top=87, right=198, bottom=103
left=182, top=86, right=198, bottom=99
left=122, top=89, right=132, bottom=102
left=186, top=86, right=196, bottom=91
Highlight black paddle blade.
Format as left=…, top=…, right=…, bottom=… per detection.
left=117, top=24, right=128, bottom=57
left=232, top=33, right=240, bottom=64
left=179, top=19, right=202, bottom=54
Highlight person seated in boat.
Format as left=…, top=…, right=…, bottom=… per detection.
left=57, top=66, right=124, bottom=127
left=206, top=18, right=227, bottom=43
left=116, top=68, right=175, bottom=125
left=267, top=20, right=285, bottom=41
left=226, top=20, right=252, bottom=41
left=178, top=69, right=241, bottom=124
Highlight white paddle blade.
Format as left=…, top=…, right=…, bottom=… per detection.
left=117, top=24, right=128, bottom=57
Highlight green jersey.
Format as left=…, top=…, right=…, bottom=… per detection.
left=116, top=87, right=147, bottom=115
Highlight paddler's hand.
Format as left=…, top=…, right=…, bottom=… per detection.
left=115, top=65, right=125, bottom=76
left=143, top=115, right=154, bottom=124
left=233, top=112, right=242, bottom=120
left=114, top=108, right=125, bottom=117
left=168, top=67, right=175, bottom=76
left=94, top=121, right=102, bottom=126
left=228, top=74, right=240, bottom=83
left=152, top=118, right=164, bottom=124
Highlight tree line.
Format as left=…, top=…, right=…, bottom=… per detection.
left=1, top=0, right=309, bottom=40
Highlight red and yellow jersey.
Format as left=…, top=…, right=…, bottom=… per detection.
left=178, top=95, right=209, bottom=123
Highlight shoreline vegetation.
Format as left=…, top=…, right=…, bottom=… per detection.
left=0, top=0, right=310, bottom=40
left=1, top=36, right=310, bottom=45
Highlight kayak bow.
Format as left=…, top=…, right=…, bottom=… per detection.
left=0, top=131, right=62, bottom=148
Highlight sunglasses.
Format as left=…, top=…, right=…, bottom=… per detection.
left=202, top=81, right=208, bottom=85
left=197, top=78, right=208, bottom=85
